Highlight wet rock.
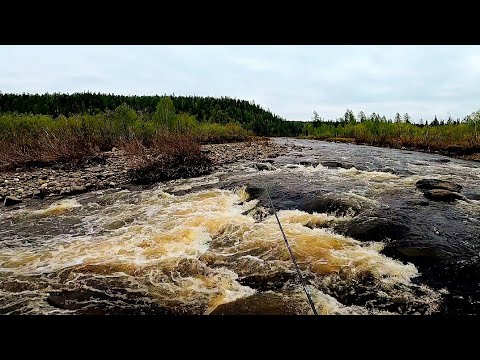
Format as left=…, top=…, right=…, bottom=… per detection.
left=431, top=158, right=450, bottom=163
left=423, top=189, right=466, bottom=202
left=321, top=161, right=353, bottom=169
left=105, top=220, right=126, bottom=230
left=301, top=193, right=371, bottom=217
left=238, top=272, right=296, bottom=291
left=210, top=292, right=299, bottom=315
left=337, top=214, right=410, bottom=242
left=252, top=162, right=275, bottom=171
left=4, top=196, right=22, bottom=206
left=298, top=160, right=319, bottom=167
left=245, top=186, right=265, bottom=200
left=416, top=179, right=462, bottom=193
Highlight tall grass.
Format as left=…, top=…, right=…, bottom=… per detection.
left=0, top=107, right=250, bottom=169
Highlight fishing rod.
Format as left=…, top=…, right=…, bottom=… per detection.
left=265, top=186, right=318, bottom=315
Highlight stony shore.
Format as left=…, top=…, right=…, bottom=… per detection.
left=0, top=139, right=291, bottom=208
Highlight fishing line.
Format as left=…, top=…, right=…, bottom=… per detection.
left=265, top=186, right=318, bottom=315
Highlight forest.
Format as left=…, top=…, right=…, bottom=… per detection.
left=0, top=92, right=304, bottom=136
left=302, top=109, right=480, bottom=155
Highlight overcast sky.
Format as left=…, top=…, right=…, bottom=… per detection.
left=1, top=45, right=479, bottom=122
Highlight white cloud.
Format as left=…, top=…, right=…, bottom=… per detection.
left=1, top=45, right=480, bottom=122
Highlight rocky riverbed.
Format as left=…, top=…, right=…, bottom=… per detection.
left=0, top=140, right=291, bottom=208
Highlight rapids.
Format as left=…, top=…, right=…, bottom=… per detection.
left=1, top=138, right=479, bottom=314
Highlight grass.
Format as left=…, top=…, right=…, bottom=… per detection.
left=0, top=109, right=250, bottom=171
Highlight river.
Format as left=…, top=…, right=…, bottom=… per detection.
left=1, top=138, right=479, bottom=315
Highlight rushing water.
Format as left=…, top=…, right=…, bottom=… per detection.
left=1, top=138, right=479, bottom=315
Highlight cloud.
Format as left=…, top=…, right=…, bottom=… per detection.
left=0, top=45, right=479, bottom=122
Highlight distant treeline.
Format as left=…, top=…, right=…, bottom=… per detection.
left=0, top=92, right=303, bottom=136
left=302, top=109, right=480, bottom=153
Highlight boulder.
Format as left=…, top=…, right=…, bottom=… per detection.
left=321, top=161, right=353, bottom=169
left=423, top=189, right=466, bottom=202
left=298, top=160, right=319, bottom=167
left=252, top=162, right=275, bottom=171
left=416, top=179, right=462, bottom=193
left=301, top=193, right=372, bottom=217
left=210, top=292, right=299, bottom=315
left=337, top=214, right=410, bottom=242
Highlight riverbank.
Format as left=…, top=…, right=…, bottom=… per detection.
left=318, top=137, right=480, bottom=162
left=0, top=139, right=290, bottom=208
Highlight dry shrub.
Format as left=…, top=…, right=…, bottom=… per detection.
left=127, top=134, right=212, bottom=185
left=0, top=130, right=96, bottom=170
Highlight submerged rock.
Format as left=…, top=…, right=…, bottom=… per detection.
left=252, top=162, right=276, bottom=171
left=301, top=193, right=373, bottom=217
left=298, top=160, right=319, bottom=167
left=321, top=161, right=353, bottom=169
left=210, top=292, right=299, bottom=315
left=416, top=179, right=462, bottom=193
left=423, top=189, right=466, bottom=202
left=337, top=213, right=410, bottom=242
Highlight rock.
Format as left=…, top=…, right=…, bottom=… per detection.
left=337, top=214, right=410, bottom=242
left=70, top=185, right=86, bottom=195
left=210, top=292, right=299, bottom=315
left=87, top=166, right=103, bottom=173
left=431, top=158, right=450, bottom=163
left=4, top=196, right=22, bottom=206
left=109, top=182, right=117, bottom=187
left=245, top=186, right=265, bottom=200
left=321, top=161, right=353, bottom=169
left=416, top=179, right=462, bottom=193
left=423, top=189, right=466, bottom=202
left=105, top=220, right=126, bottom=230
left=301, top=193, right=372, bottom=217
left=238, top=272, right=295, bottom=291
left=298, top=160, right=319, bottom=167
left=252, top=162, right=275, bottom=171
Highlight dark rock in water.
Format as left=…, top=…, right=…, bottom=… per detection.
left=416, top=178, right=462, bottom=193
left=238, top=271, right=295, bottom=291
left=301, top=193, right=372, bottom=217
left=423, top=189, right=466, bottom=202
left=381, top=167, right=397, bottom=174
left=252, top=162, right=275, bottom=171
left=245, top=186, right=265, bottom=200
left=337, top=214, right=410, bottom=242
left=4, top=196, right=22, bottom=206
left=210, top=292, right=299, bottom=315
left=431, top=158, right=451, bottom=163
left=321, top=161, right=353, bottom=169
left=405, top=200, right=430, bottom=207
left=464, top=192, right=480, bottom=201
left=298, top=160, right=319, bottom=167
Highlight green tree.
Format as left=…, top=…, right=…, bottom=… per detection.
left=153, top=96, right=176, bottom=130
left=403, top=113, right=411, bottom=124
left=395, top=112, right=402, bottom=123
left=358, top=111, right=366, bottom=122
